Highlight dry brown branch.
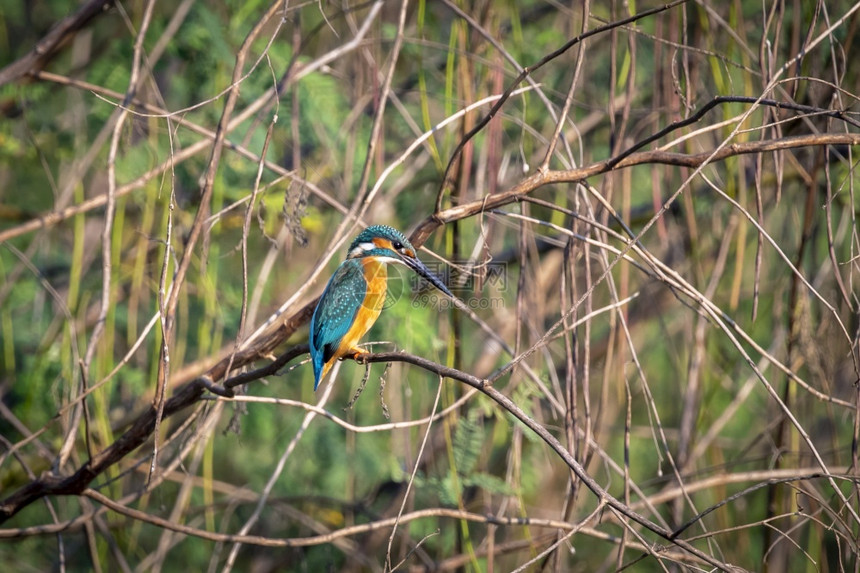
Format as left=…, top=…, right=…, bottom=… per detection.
left=0, top=0, right=116, bottom=87
left=3, top=2, right=860, bottom=569
left=3, top=130, right=856, bottom=526
left=1, top=342, right=740, bottom=568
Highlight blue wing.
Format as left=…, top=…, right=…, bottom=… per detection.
left=310, top=259, right=366, bottom=388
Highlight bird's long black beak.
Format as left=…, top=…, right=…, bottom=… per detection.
left=403, top=256, right=453, bottom=298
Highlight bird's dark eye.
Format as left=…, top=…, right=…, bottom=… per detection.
left=392, top=241, right=403, bottom=251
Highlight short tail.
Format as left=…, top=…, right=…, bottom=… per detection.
left=313, top=357, right=332, bottom=391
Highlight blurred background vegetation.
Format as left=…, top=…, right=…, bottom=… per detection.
left=1, top=0, right=859, bottom=571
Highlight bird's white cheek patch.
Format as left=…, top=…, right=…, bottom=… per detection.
left=349, top=242, right=376, bottom=258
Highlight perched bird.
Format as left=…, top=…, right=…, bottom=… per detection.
left=309, top=225, right=453, bottom=390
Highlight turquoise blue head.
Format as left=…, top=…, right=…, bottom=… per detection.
left=347, top=225, right=453, bottom=297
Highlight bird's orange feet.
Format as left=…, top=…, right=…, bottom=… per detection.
left=347, top=347, right=369, bottom=364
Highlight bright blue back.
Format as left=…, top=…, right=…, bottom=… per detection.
left=309, top=259, right=367, bottom=389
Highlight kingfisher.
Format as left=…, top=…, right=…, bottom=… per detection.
left=309, top=225, right=453, bottom=390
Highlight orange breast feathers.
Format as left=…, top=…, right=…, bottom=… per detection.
left=335, top=258, right=389, bottom=358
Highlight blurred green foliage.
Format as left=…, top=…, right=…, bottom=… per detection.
left=0, top=1, right=858, bottom=571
